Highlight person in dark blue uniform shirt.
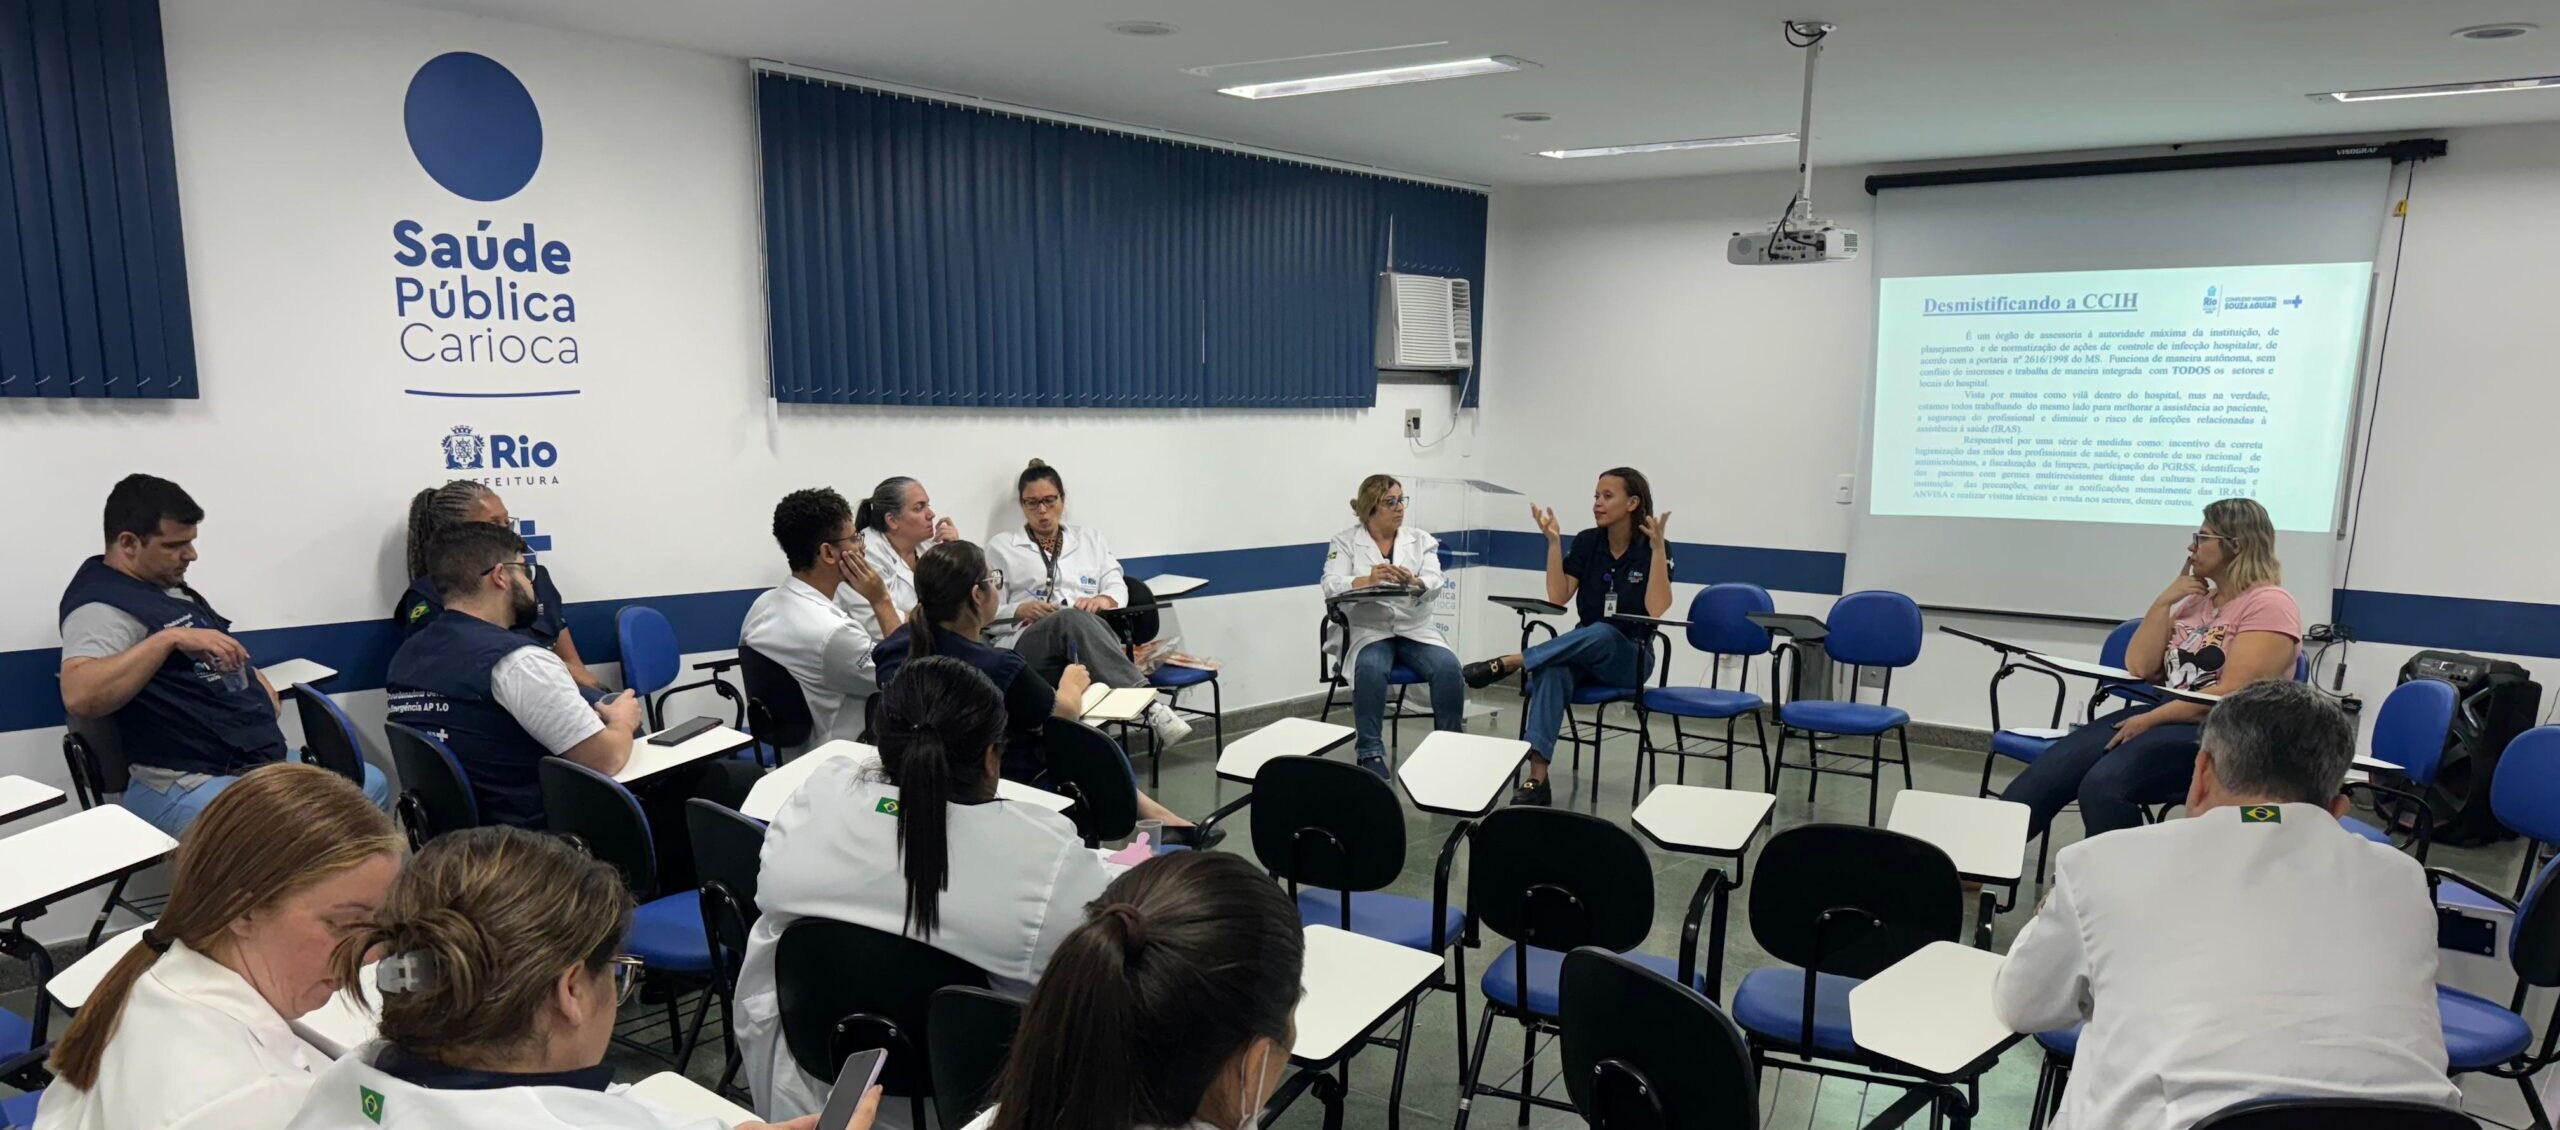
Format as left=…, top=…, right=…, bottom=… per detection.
left=58, top=474, right=392, bottom=836
left=396, top=480, right=600, bottom=692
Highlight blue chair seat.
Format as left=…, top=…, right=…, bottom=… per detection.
left=1992, top=729, right=2065, bottom=765
left=626, top=891, right=715, bottom=974
left=2439, top=873, right=2506, bottom=914
left=1385, top=664, right=1424, bottom=685
left=2035, top=1023, right=2081, bottom=1057
left=1481, top=944, right=1698, bottom=1019
left=1642, top=686, right=1763, bottom=719
left=1779, top=700, right=1910, bottom=736
left=1, top=1088, right=37, bottom=1130
left=1571, top=684, right=1642, bottom=707
left=1150, top=665, right=1217, bottom=690
left=0, top=1006, right=30, bottom=1062
left=1731, top=967, right=1859, bottom=1054
left=2440, top=984, right=2532, bottom=1069
left=2341, top=815, right=2393, bottom=846
left=1297, top=888, right=1463, bottom=953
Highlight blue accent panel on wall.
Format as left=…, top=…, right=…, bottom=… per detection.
left=754, top=74, right=1489, bottom=408
left=2332, top=589, right=2560, bottom=661
left=0, top=0, right=197, bottom=400
left=1472, top=531, right=1849, bottom=596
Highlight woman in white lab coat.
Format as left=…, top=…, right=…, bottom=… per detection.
left=1322, top=474, right=1465, bottom=778
left=985, top=459, right=1193, bottom=749
left=38, top=763, right=402, bottom=1130
left=736, top=654, right=1117, bottom=1121
left=961, top=852, right=1302, bottom=1130
left=282, top=826, right=850, bottom=1130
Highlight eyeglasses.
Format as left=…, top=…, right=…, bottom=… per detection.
left=481, top=561, right=534, bottom=580
left=1020, top=495, right=1063, bottom=511
left=607, top=955, right=645, bottom=1004
left=981, top=569, right=1006, bottom=591
left=1379, top=496, right=1409, bottom=509
left=2189, top=531, right=2233, bottom=547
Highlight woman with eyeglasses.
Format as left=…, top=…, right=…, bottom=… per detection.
left=397, top=480, right=600, bottom=693
left=986, top=459, right=1195, bottom=750
left=2000, top=497, right=2303, bottom=839
left=1322, top=475, right=1465, bottom=779
left=734, top=655, right=1116, bottom=1119
left=283, top=826, right=867, bottom=1130
left=871, top=540, right=1210, bottom=844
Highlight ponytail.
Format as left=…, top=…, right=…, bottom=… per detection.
left=855, top=476, right=917, bottom=534
left=405, top=480, right=494, bottom=582
left=907, top=604, right=939, bottom=658
left=993, top=853, right=1304, bottom=1130
left=907, top=541, right=990, bottom=653
left=874, top=656, right=1007, bottom=938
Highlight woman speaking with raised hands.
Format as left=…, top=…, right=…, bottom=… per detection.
left=1461, top=468, right=1672, bottom=807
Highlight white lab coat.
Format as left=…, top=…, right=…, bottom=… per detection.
left=1320, top=524, right=1449, bottom=671
left=36, top=941, right=332, bottom=1130
left=1992, top=803, right=2463, bottom=1130
left=740, top=577, right=877, bottom=754
left=280, top=1043, right=719, bottom=1130
left=736, top=752, right=1117, bottom=1120
left=840, top=534, right=927, bottom=647
left=985, top=525, right=1128, bottom=648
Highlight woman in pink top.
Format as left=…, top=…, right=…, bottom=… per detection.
left=2001, top=498, right=2303, bottom=838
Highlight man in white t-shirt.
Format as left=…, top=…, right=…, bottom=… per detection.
left=739, top=488, right=904, bottom=756
left=1993, top=680, right=2461, bottom=1130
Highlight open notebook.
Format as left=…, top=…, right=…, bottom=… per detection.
left=1080, top=684, right=1159, bottom=722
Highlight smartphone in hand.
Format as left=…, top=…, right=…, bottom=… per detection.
left=819, top=1049, right=888, bottom=1130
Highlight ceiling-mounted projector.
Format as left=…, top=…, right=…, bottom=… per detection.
left=1730, top=20, right=1860, bottom=266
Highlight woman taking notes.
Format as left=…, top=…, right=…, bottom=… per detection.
left=2001, top=497, right=2303, bottom=839
left=736, top=656, right=1115, bottom=1119
left=40, top=764, right=401, bottom=1130
left=962, top=852, right=1303, bottom=1130
left=986, top=459, right=1193, bottom=748
left=1322, top=474, right=1465, bottom=779
left=284, top=826, right=849, bottom=1130
left=397, top=480, right=599, bottom=692
left=1462, top=468, right=1672, bottom=807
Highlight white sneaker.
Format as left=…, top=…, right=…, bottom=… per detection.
left=1147, top=702, right=1195, bottom=747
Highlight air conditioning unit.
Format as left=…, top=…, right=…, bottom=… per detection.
left=1375, top=272, right=1472, bottom=370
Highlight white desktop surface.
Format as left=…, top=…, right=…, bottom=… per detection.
left=1143, top=574, right=1208, bottom=597
left=1292, top=925, right=1445, bottom=1065
left=997, top=779, right=1076, bottom=813
left=47, top=921, right=154, bottom=1009
left=1217, top=718, right=1356, bottom=783
left=0, top=775, right=66, bottom=824
left=628, top=1072, right=760, bottom=1126
left=1631, top=786, right=1776, bottom=856
left=1887, top=792, right=2031, bottom=885
left=2025, top=652, right=2137, bottom=682
left=1848, top=941, right=2013, bottom=1078
left=0, top=805, right=178, bottom=917
left=1397, top=732, right=1530, bottom=818
left=257, top=658, right=338, bottom=691
left=293, top=962, right=381, bottom=1058
left=614, top=724, right=753, bottom=784
left=2162, top=686, right=2222, bottom=706
left=2353, top=754, right=2395, bottom=774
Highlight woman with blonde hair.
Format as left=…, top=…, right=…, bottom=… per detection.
left=2001, top=497, right=2304, bottom=838
left=38, top=763, right=403, bottom=1130
left=283, top=826, right=854, bottom=1129
left=1321, top=474, right=1464, bottom=778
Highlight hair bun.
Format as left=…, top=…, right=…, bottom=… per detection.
left=1098, top=902, right=1149, bottom=956
left=1027, top=458, right=1047, bottom=469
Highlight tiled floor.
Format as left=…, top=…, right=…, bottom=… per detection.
left=1, top=699, right=2532, bottom=1129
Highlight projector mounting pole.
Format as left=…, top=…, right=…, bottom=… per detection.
left=1789, top=19, right=1832, bottom=223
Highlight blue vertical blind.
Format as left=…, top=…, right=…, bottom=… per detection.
left=757, top=73, right=1488, bottom=408
left=0, top=0, right=198, bottom=400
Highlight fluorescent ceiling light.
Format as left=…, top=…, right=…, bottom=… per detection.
left=1536, top=132, right=1797, bottom=159
left=1219, top=56, right=1531, bottom=100
left=2319, top=74, right=2560, bottom=102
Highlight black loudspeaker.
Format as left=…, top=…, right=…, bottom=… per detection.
left=2400, top=651, right=2542, bottom=847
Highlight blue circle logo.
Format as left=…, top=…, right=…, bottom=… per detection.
left=403, top=52, right=543, bottom=202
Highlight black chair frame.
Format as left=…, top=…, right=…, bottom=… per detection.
left=687, top=798, right=767, bottom=1099
left=1102, top=578, right=1224, bottom=786
left=539, top=758, right=719, bottom=1072
left=1768, top=642, right=1916, bottom=827
left=2424, top=866, right=2560, bottom=1128
left=56, top=718, right=164, bottom=930
left=287, top=685, right=371, bottom=788
left=1041, top=717, right=1141, bottom=848
left=775, top=918, right=992, bottom=1130
left=1975, top=651, right=2071, bottom=888
left=1314, top=607, right=1437, bottom=766
left=926, top=987, right=1022, bottom=1130
left=736, top=643, right=814, bottom=768
left=2027, top=1039, right=2072, bottom=1130
left=1539, top=631, right=1673, bottom=806
left=1635, top=645, right=1777, bottom=800
left=1558, top=948, right=1759, bottom=1130
left=383, top=721, right=479, bottom=852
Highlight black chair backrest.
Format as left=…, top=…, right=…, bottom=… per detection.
left=1041, top=717, right=1138, bottom=844
left=738, top=643, right=815, bottom=753
left=288, top=685, right=369, bottom=787
left=538, top=757, right=660, bottom=898
left=63, top=713, right=131, bottom=801
left=2511, top=855, right=2560, bottom=988
left=775, top=918, right=991, bottom=1101
left=1467, top=807, right=1655, bottom=953
left=1252, top=756, right=1406, bottom=896
left=686, top=798, right=766, bottom=956
left=1119, top=578, right=1162, bottom=647
left=1560, top=948, right=1756, bottom=1130
left=383, top=721, right=478, bottom=841
left=1748, top=824, right=1963, bottom=979
left=927, top=986, right=1024, bottom=1130
left=2190, top=1097, right=2481, bottom=1129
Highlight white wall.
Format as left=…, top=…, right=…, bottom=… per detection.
left=1478, top=125, right=2560, bottom=735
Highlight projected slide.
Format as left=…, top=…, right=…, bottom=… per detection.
left=1869, top=263, right=2370, bottom=531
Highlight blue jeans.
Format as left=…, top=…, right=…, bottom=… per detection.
left=1999, top=704, right=2201, bottom=839
left=1522, top=623, right=1653, bottom=763
left=1352, top=638, right=1465, bottom=758
left=123, top=760, right=394, bottom=840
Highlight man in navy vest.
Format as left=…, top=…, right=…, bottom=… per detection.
left=385, top=522, right=641, bottom=828
left=59, top=474, right=393, bottom=836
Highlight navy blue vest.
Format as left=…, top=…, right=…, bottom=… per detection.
left=386, top=613, right=555, bottom=829
left=394, top=565, right=566, bottom=645
left=57, top=557, right=286, bottom=776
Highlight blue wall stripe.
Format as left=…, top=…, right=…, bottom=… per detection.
left=1472, top=530, right=1848, bottom=597
left=2332, top=589, right=2560, bottom=662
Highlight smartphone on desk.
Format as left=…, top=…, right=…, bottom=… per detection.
left=820, top=1048, right=888, bottom=1130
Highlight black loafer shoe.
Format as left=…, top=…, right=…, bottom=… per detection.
left=1462, top=658, right=1511, bottom=689
left=1508, top=780, right=1553, bottom=807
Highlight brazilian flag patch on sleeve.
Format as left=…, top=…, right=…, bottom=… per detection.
left=2241, top=805, right=2281, bottom=824
left=360, top=1086, right=386, bottom=1123
left=875, top=797, right=900, bottom=816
